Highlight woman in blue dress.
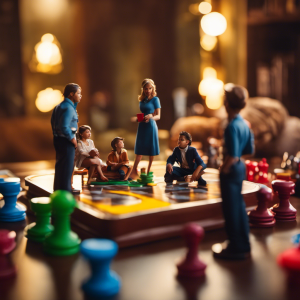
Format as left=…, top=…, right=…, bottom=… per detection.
left=212, top=83, right=254, bottom=260
left=130, top=78, right=161, bottom=177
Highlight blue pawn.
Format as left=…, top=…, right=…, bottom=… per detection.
left=0, top=178, right=26, bottom=222
left=80, top=239, right=121, bottom=298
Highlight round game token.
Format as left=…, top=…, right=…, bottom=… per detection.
left=147, top=183, right=157, bottom=186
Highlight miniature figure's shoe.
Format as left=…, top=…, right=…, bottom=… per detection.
left=212, top=242, right=251, bottom=260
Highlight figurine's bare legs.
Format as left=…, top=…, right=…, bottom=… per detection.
left=128, top=155, right=142, bottom=179
left=147, top=156, right=154, bottom=175
left=81, top=158, right=108, bottom=184
left=124, top=166, right=132, bottom=181
left=87, top=165, right=96, bottom=185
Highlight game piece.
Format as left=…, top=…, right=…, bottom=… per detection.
left=248, top=186, right=276, bottom=227
left=295, top=164, right=300, bottom=197
left=257, top=158, right=269, bottom=184
left=106, top=137, right=132, bottom=181
left=51, top=83, right=82, bottom=193
left=212, top=84, right=253, bottom=260
left=24, top=197, right=54, bottom=242
left=245, top=160, right=258, bottom=182
left=0, top=178, right=26, bottom=222
left=277, top=240, right=300, bottom=282
left=91, top=179, right=129, bottom=186
left=271, top=180, right=297, bottom=221
left=43, top=190, right=81, bottom=256
left=164, top=131, right=207, bottom=187
left=80, top=238, right=121, bottom=298
left=75, top=125, right=108, bottom=185
left=177, top=223, right=206, bottom=277
left=0, top=230, right=16, bottom=279
left=129, top=78, right=161, bottom=178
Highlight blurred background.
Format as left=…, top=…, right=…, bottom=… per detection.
left=1, top=0, right=300, bottom=164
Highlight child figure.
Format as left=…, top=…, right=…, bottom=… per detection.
left=74, top=125, right=108, bottom=185
left=165, top=131, right=207, bottom=186
left=107, top=137, right=132, bottom=181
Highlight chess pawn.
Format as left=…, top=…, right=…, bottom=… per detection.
left=24, top=197, right=54, bottom=242
left=257, top=158, right=269, bottom=184
left=245, top=160, right=257, bottom=182
left=248, top=187, right=276, bottom=227
left=0, top=230, right=16, bottom=279
left=80, top=239, right=121, bottom=298
left=43, top=190, right=81, bottom=256
left=177, top=223, right=206, bottom=278
left=271, top=180, right=297, bottom=221
left=277, top=240, right=300, bottom=282
left=0, top=178, right=26, bottom=222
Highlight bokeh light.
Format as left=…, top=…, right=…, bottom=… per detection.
left=201, top=12, right=227, bottom=36
left=199, top=67, right=224, bottom=110
left=198, top=2, right=212, bottom=14
left=29, top=34, right=63, bottom=74
left=200, top=34, right=217, bottom=51
left=203, top=67, right=217, bottom=79
left=35, top=88, right=62, bottom=112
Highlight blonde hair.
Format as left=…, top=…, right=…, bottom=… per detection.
left=138, top=78, right=157, bottom=101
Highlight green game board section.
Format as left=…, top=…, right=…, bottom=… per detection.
left=90, top=172, right=155, bottom=187
left=90, top=180, right=144, bottom=187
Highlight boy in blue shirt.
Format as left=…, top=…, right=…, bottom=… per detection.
left=51, top=83, right=81, bottom=192
left=165, top=131, right=206, bottom=186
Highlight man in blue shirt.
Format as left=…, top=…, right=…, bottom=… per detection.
left=51, top=83, right=82, bottom=192
left=212, top=84, right=254, bottom=260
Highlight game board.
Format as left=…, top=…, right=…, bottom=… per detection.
left=23, top=164, right=260, bottom=247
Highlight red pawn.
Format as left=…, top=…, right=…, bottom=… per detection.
left=248, top=187, right=276, bottom=227
left=271, top=180, right=297, bottom=221
left=277, top=243, right=300, bottom=282
left=0, top=230, right=17, bottom=279
left=177, top=223, right=206, bottom=278
left=257, top=158, right=269, bottom=184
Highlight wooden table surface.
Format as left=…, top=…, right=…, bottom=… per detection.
left=0, top=160, right=300, bottom=300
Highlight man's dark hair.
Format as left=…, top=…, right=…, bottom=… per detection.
left=63, top=83, right=81, bottom=98
left=224, top=83, right=248, bottom=110
left=179, top=131, right=192, bottom=145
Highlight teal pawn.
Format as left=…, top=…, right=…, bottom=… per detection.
left=43, top=190, right=81, bottom=256
left=24, top=197, right=54, bottom=242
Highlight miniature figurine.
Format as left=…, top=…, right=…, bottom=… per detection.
left=128, top=78, right=161, bottom=178
left=164, top=131, right=206, bottom=186
left=212, top=84, right=254, bottom=260
left=106, top=137, right=132, bottom=181
left=74, top=125, right=108, bottom=185
left=51, top=83, right=82, bottom=192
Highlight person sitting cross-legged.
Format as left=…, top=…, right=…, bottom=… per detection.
left=164, top=131, right=206, bottom=186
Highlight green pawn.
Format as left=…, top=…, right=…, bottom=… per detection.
left=24, top=197, right=54, bottom=242
left=43, top=190, right=81, bottom=256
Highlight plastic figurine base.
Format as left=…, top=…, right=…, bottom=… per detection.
left=0, top=178, right=26, bottom=222
left=80, top=239, right=121, bottom=298
left=271, top=180, right=297, bottom=221
left=24, top=197, right=54, bottom=242
left=137, top=172, right=154, bottom=185
left=177, top=223, right=206, bottom=277
left=248, top=187, right=276, bottom=227
left=43, top=190, right=81, bottom=256
left=0, top=230, right=17, bottom=279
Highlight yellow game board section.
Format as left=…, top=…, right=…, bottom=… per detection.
left=80, top=190, right=170, bottom=215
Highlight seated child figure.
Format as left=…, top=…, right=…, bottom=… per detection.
left=165, top=131, right=207, bottom=186
left=74, top=125, right=108, bottom=184
left=107, top=137, right=132, bottom=181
